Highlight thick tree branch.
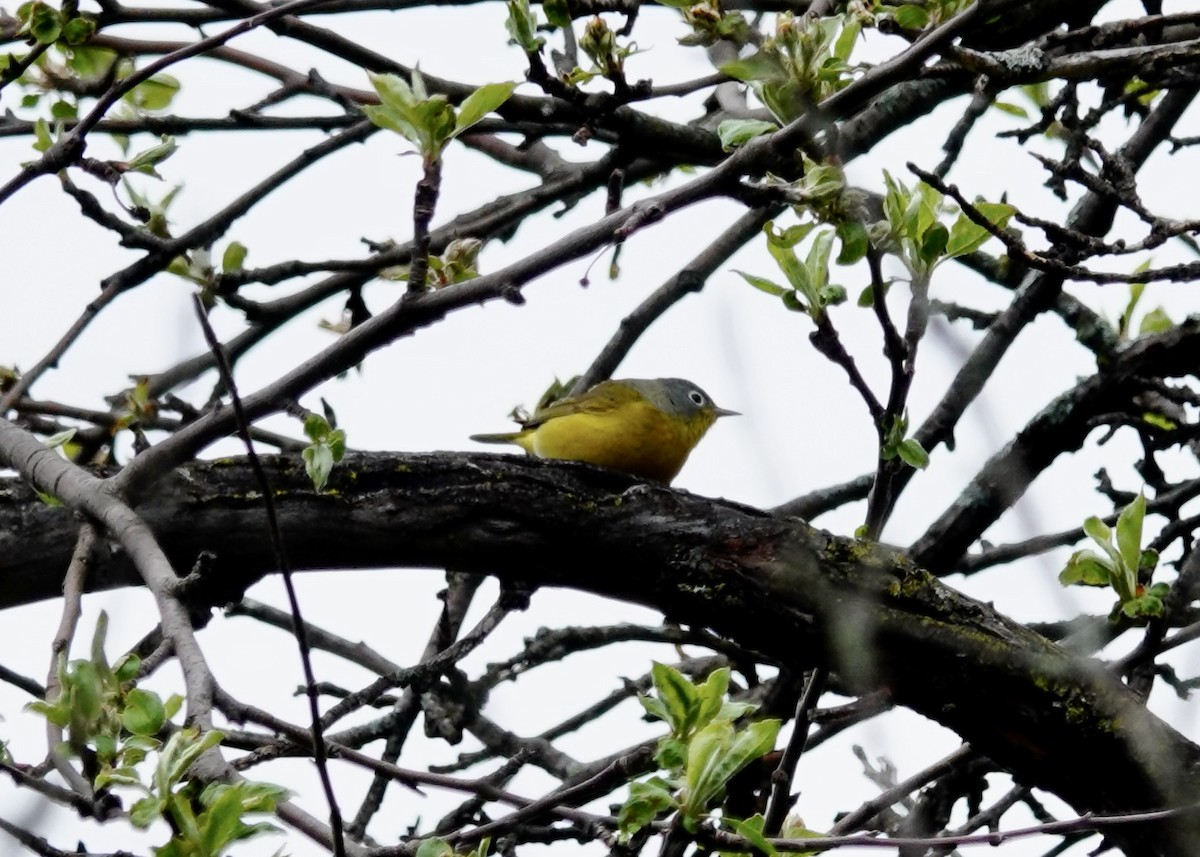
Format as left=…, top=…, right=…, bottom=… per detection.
left=4, top=449, right=1200, bottom=854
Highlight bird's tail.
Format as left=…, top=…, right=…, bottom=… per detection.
left=469, top=431, right=524, bottom=445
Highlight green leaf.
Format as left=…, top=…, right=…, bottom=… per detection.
left=199, top=785, right=255, bottom=854
left=719, top=51, right=784, bottom=83
left=681, top=719, right=732, bottom=817
left=835, top=220, right=868, bottom=264
left=27, top=2, right=62, bottom=44
left=50, top=99, right=77, bottom=121
left=764, top=233, right=814, bottom=306
left=716, top=118, right=777, bottom=151
left=26, top=699, right=70, bottom=728
left=1139, top=306, right=1173, bottom=335
left=60, top=15, right=95, bottom=44
left=505, top=0, right=544, bottom=50
left=765, top=221, right=816, bottom=248
left=991, top=100, right=1028, bottom=118
left=1115, top=493, right=1146, bottom=585
left=944, top=202, right=1015, bottom=258
left=893, top=5, right=929, bottom=30
left=95, top=765, right=143, bottom=789
left=832, top=18, right=860, bottom=63
left=735, top=270, right=788, bottom=297
left=125, top=75, right=180, bottom=112
left=304, top=412, right=332, bottom=441
left=33, top=118, right=53, bottom=153
left=130, top=796, right=163, bottom=828
left=682, top=719, right=780, bottom=819
left=113, top=653, right=141, bottom=683
left=121, top=735, right=162, bottom=753
left=896, top=438, right=929, bottom=470
left=362, top=104, right=418, bottom=143
left=126, top=136, right=178, bottom=177
left=781, top=291, right=807, bottom=313
left=44, top=428, right=77, bottom=449
left=917, top=222, right=948, bottom=265
left=410, top=67, right=428, bottom=101
left=328, top=429, right=347, bottom=461
left=222, top=241, right=247, bottom=273
left=725, top=814, right=777, bottom=857
left=543, top=0, right=571, bottom=27
left=618, top=778, right=677, bottom=837
left=694, top=668, right=730, bottom=728
left=67, top=46, right=117, bottom=78
left=1142, top=411, right=1176, bottom=431
left=122, top=688, right=167, bottom=736
left=416, top=838, right=455, bottom=857
left=1121, top=591, right=1165, bottom=619
left=819, top=283, right=847, bottom=307
left=1059, top=550, right=1113, bottom=587
left=654, top=736, right=687, bottom=772
left=804, top=230, right=834, bottom=293
left=369, top=71, right=417, bottom=113
left=70, top=660, right=103, bottom=723
left=1083, top=515, right=1112, bottom=546
left=651, top=662, right=699, bottom=737
left=303, top=443, right=334, bottom=492
left=716, top=700, right=756, bottom=722
left=454, top=82, right=517, bottom=136
left=640, top=695, right=671, bottom=724
left=159, top=727, right=223, bottom=791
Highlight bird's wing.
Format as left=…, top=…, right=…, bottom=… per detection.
left=523, top=380, right=637, bottom=427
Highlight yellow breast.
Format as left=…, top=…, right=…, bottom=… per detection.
left=516, top=400, right=711, bottom=483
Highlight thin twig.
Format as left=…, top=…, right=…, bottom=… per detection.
left=828, top=745, right=975, bottom=835
left=191, top=297, right=347, bottom=857
left=762, top=668, right=826, bottom=836
left=44, top=523, right=99, bottom=800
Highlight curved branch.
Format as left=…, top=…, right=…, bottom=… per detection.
left=4, top=449, right=1200, bottom=854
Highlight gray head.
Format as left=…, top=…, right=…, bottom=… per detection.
left=623, top=378, right=739, bottom=420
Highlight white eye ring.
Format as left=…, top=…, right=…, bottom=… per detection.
left=688, top=390, right=706, bottom=406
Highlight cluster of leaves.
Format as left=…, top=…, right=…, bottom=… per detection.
left=874, top=0, right=973, bottom=31
left=721, top=13, right=862, bottom=125
left=1060, top=493, right=1169, bottom=619
left=618, top=664, right=780, bottom=837
left=737, top=222, right=847, bottom=322
left=130, top=733, right=287, bottom=857
left=302, top=410, right=347, bottom=492
left=564, top=16, right=642, bottom=86
left=412, top=835, right=491, bottom=857
left=656, top=0, right=750, bottom=49
left=13, top=26, right=180, bottom=144
left=505, top=0, right=552, bottom=52
left=12, top=0, right=94, bottom=54
left=167, top=240, right=247, bottom=307
left=26, top=614, right=176, bottom=779
left=364, top=70, right=515, bottom=166
left=879, top=412, right=928, bottom=471
left=875, top=170, right=1016, bottom=284
left=743, top=163, right=1017, bottom=320
left=383, top=237, right=484, bottom=289
left=26, top=614, right=285, bottom=856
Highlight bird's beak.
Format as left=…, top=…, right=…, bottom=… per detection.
left=713, top=406, right=740, bottom=418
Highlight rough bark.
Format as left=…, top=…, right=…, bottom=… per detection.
left=4, top=449, right=1200, bottom=854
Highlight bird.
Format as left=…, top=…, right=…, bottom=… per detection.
left=470, top=377, right=737, bottom=484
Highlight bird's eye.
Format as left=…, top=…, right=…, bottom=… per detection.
left=688, top=390, right=706, bottom=406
